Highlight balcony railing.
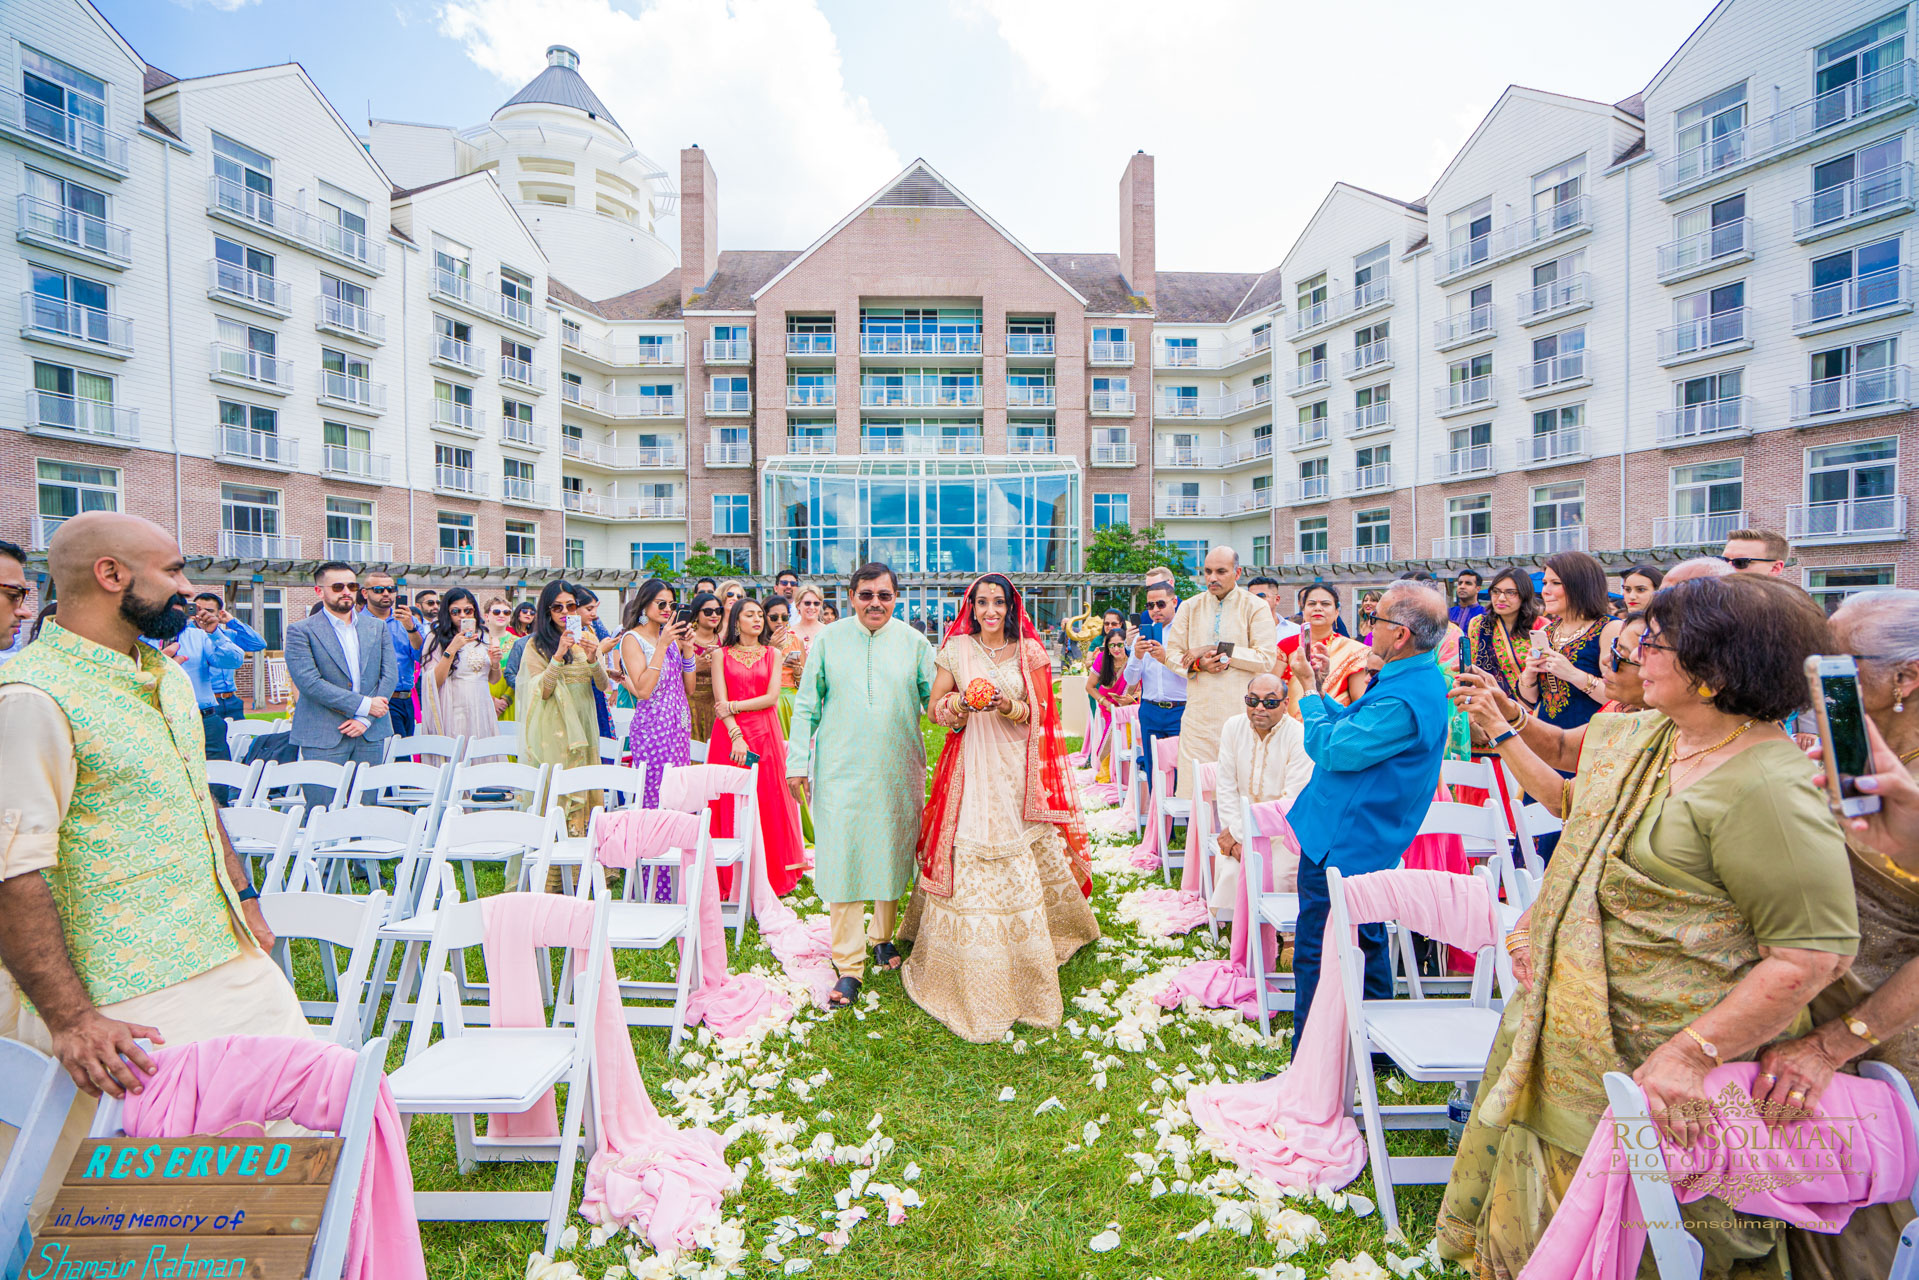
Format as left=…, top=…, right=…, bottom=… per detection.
left=1432, top=535, right=1494, bottom=559
left=858, top=333, right=980, bottom=356
left=1656, top=308, right=1748, bottom=363
left=323, top=539, right=394, bottom=562
left=320, top=445, right=390, bottom=483
left=208, top=177, right=382, bottom=271
left=1344, top=463, right=1394, bottom=494
left=1089, top=440, right=1137, bottom=465
left=1523, top=351, right=1588, bottom=394
left=1342, top=341, right=1392, bottom=377
left=1512, top=526, right=1588, bottom=555
left=1283, top=551, right=1331, bottom=567
left=1344, top=544, right=1394, bottom=564
left=501, top=477, right=551, bottom=507
left=434, top=466, right=486, bottom=496
left=30, top=514, right=63, bottom=551
left=16, top=194, right=131, bottom=263
left=1290, top=419, right=1331, bottom=450
left=1284, top=361, right=1329, bottom=394
left=703, top=337, right=752, bottom=363
left=501, top=418, right=545, bottom=450
left=22, top=292, right=133, bottom=354
left=1288, top=278, right=1393, bottom=339
left=27, top=389, right=138, bottom=443
left=433, top=399, right=483, bottom=434
left=705, top=443, right=752, bottom=467
left=209, top=342, right=289, bottom=390
left=1434, top=445, right=1494, bottom=479
left=1516, top=272, right=1591, bottom=324
left=1794, top=164, right=1915, bottom=240
left=1656, top=396, right=1750, bottom=444
left=1652, top=511, right=1744, bottom=547
left=319, top=371, right=385, bottom=413
left=1791, top=366, right=1913, bottom=421
left=1786, top=495, right=1908, bottom=543
left=1007, top=384, right=1057, bottom=408
left=631, top=339, right=683, bottom=365
left=563, top=436, right=684, bottom=469
left=317, top=295, right=385, bottom=344
left=1283, top=475, right=1331, bottom=504
left=433, top=335, right=482, bottom=373
left=1006, top=333, right=1055, bottom=356
left=1157, top=343, right=1206, bottom=368
left=0, top=88, right=130, bottom=172
left=503, top=554, right=552, bottom=570
left=706, top=389, right=753, bottom=414
left=860, top=435, right=985, bottom=456
left=785, top=333, right=835, bottom=356
left=1517, top=427, right=1586, bottom=467
left=1792, top=266, right=1913, bottom=332
left=1438, top=196, right=1590, bottom=281
left=435, top=547, right=491, bottom=567
left=1344, top=402, right=1393, bottom=436
left=786, top=435, right=838, bottom=455
left=1434, top=305, right=1496, bottom=350
left=1089, top=390, right=1136, bottom=414
left=1658, top=60, right=1919, bottom=196
left=858, top=385, right=982, bottom=409
left=1436, top=376, right=1494, bottom=415
left=207, top=259, right=288, bottom=312
left=1159, top=492, right=1273, bottom=518
left=216, top=424, right=296, bottom=468
left=500, top=357, right=545, bottom=391
left=1656, top=219, right=1752, bottom=280
left=1088, top=340, right=1134, bottom=365
left=431, top=267, right=479, bottom=308
left=220, top=531, right=301, bottom=559
left=786, top=385, right=837, bottom=409
left=495, top=292, right=546, bottom=335
left=1006, top=435, right=1056, bottom=454
left=1158, top=438, right=1272, bottom=468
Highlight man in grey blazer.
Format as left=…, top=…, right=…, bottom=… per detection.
left=285, top=562, right=395, bottom=803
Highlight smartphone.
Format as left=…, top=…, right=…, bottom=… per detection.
left=1458, top=640, right=1471, bottom=674
left=460, top=618, right=476, bottom=637
left=396, top=593, right=410, bottom=607
left=1215, top=640, right=1236, bottom=660
left=673, top=603, right=696, bottom=628
left=742, top=750, right=761, bottom=768
left=1805, top=655, right=1881, bottom=818
left=565, top=615, right=582, bottom=638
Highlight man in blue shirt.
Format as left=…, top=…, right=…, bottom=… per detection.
left=359, top=571, right=423, bottom=737
left=192, top=591, right=266, bottom=727
left=1283, top=581, right=1452, bottom=1053
left=175, top=597, right=247, bottom=760
left=1124, top=580, right=1186, bottom=789
left=1448, top=570, right=1484, bottom=631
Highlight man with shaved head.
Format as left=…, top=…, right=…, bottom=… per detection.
left=1210, top=671, right=1314, bottom=914
left=0, top=513, right=306, bottom=1225
left=1161, top=545, right=1279, bottom=805
left=1281, top=579, right=1453, bottom=1051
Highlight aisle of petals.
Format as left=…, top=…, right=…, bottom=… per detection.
left=511, top=765, right=1459, bottom=1280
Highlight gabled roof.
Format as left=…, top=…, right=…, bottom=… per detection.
left=1156, top=272, right=1266, bottom=323
left=1035, top=254, right=1140, bottom=313
left=144, top=66, right=177, bottom=94
left=1641, top=0, right=1734, bottom=101
left=391, top=171, right=547, bottom=262
left=550, top=273, right=686, bottom=321
left=694, top=251, right=804, bottom=310
left=1233, top=266, right=1285, bottom=320
left=1614, top=92, right=1645, bottom=120
left=495, top=46, right=623, bottom=134
left=149, top=63, right=393, bottom=194
left=751, top=159, right=1089, bottom=307
left=1423, top=85, right=1645, bottom=206
left=1281, top=182, right=1429, bottom=277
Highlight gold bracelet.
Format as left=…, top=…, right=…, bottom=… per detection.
left=1503, top=930, right=1531, bottom=955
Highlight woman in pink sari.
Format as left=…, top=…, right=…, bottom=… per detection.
left=708, top=598, right=807, bottom=898
left=1085, top=631, right=1134, bottom=779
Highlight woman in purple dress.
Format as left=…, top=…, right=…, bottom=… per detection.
left=618, top=579, right=695, bottom=901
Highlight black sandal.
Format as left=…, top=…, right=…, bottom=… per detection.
left=873, top=941, right=903, bottom=971
left=829, top=976, right=862, bottom=1007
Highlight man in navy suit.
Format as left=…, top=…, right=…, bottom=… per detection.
left=1283, top=580, right=1452, bottom=1053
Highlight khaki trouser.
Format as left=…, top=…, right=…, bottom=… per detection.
left=828, top=899, right=898, bottom=980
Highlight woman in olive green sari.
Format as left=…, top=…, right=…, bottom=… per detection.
left=1442, top=575, right=1858, bottom=1280
left=517, top=579, right=609, bottom=837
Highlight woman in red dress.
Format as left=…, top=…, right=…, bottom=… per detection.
left=708, top=597, right=807, bottom=897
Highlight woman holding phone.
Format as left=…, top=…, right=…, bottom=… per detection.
left=518, top=579, right=609, bottom=836
left=765, top=594, right=814, bottom=845
left=483, top=596, right=516, bottom=719
left=618, top=578, right=693, bottom=810
left=791, top=584, right=829, bottom=647
left=1519, top=550, right=1609, bottom=735
left=1465, top=567, right=1538, bottom=701
left=709, top=597, right=806, bottom=897
left=685, top=590, right=725, bottom=742
left=1286, top=583, right=1371, bottom=712
left=419, top=587, right=503, bottom=751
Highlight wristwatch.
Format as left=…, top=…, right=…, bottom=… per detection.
left=1682, top=1024, right=1721, bottom=1066
left=237, top=885, right=260, bottom=902
left=1845, top=1014, right=1883, bottom=1047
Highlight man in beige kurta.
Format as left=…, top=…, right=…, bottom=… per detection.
left=1160, top=546, right=1279, bottom=800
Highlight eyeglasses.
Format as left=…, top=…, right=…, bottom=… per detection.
left=325, top=582, right=360, bottom=592
left=0, top=584, right=27, bottom=608
left=1721, top=556, right=1779, bottom=570
left=855, top=590, right=897, bottom=603
left=1490, top=588, right=1521, bottom=601
left=1638, top=630, right=1676, bottom=655
left=365, top=585, right=395, bottom=594
left=1243, top=695, right=1286, bottom=709
left=699, top=606, right=723, bottom=616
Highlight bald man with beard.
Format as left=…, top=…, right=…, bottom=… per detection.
left=0, top=513, right=306, bottom=1228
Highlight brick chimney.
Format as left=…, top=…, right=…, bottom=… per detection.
left=680, top=145, right=719, bottom=305
left=1118, top=151, right=1155, bottom=306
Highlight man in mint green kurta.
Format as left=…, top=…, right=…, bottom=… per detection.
left=787, top=568, right=935, bottom=991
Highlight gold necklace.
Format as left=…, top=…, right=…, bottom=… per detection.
left=1661, top=719, right=1755, bottom=782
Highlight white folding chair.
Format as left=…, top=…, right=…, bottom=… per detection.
left=207, top=756, right=263, bottom=806
left=1240, top=799, right=1301, bottom=1040
left=667, top=762, right=761, bottom=948
left=609, top=706, right=636, bottom=746
left=687, top=739, right=709, bottom=764
left=599, top=736, right=626, bottom=766
left=543, top=763, right=651, bottom=883
left=450, top=758, right=549, bottom=816
left=1147, top=735, right=1189, bottom=884
left=352, top=758, right=451, bottom=817
left=89, top=1037, right=389, bottom=1280
left=463, top=732, right=525, bottom=764
left=389, top=891, right=609, bottom=1256
left=221, top=802, right=306, bottom=893
left=225, top=716, right=285, bottom=760
left=385, top=732, right=466, bottom=768
left=254, top=758, right=358, bottom=812
left=1401, top=798, right=1520, bottom=997
left=1515, top=801, right=1558, bottom=877
left=0, top=1040, right=78, bottom=1280
left=259, top=889, right=388, bottom=1047
left=1328, top=864, right=1506, bottom=1241
left=290, top=804, right=431, bottom=898
left=1193, top=763, right=1226, bottom=944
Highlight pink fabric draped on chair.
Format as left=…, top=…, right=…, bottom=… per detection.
left=1519, top=1063, right=1918, bottom=1280
left=1123, top=742, right=1211, bottom=932
left=479, top=894, right=733, bottom=1251
left=1186, top=868, right=1499, bottom=1189
left=1154, top=798, right=1298, bottom=1018
left=121, top=1034, right=425, bottom=1280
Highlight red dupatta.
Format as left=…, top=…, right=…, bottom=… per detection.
left=916, top=578, right=1092, bottom=899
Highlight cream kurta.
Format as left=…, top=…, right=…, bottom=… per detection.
left=1210, top=711, right=1313, bottom=910
left=1160, top=586, right=1280, bottom=798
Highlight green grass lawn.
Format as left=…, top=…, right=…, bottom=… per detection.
left=276, top=721, right=1461, bottom=1280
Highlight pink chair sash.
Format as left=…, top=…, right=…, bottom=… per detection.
left=480, top=893, right=732, bottom=1250
left=1521, top=1063, right=1918, bottom=1280
left=1155, top=799, right=1298, bottom=1016
left=1187, top=868, right=1499, bottom=1190
left=122, top=1035, right=425, bottom=1280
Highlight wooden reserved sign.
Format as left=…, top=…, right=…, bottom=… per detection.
left=22, top=1137, right=341, bottom=1280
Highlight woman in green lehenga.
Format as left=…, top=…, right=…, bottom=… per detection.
left=1442, top=575, right=1858, bottom=1280
left=517, top=579, right=609, bottom=838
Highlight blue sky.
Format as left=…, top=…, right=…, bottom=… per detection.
left=114, top=0, right=1717, bottom=275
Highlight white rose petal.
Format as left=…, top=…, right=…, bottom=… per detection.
left=1034, top=1096, right=1064, bottom=1116
left=1088, top=1229, right=1122, bottom=1253
left=1082, top=1121, right=1101, bottom=1145
left=998, top=1087, right=1017, bottom=1102
left=782, top=1262, right=812, bottom=1276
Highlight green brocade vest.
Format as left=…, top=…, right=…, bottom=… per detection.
left=0, top=620, right=243, bottom=1006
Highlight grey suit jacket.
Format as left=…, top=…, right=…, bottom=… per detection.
left=285, top=610, right=398, bottom=747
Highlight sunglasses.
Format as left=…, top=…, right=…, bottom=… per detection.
left=365, top=585, right=395, bottom=594
left=1147, top=600, right=1173, bottom=610
left=489, top=608, right=510, bottom=616
left=1609, top=640, right=1641, bottom=669
left=1722, top=556, right=1778, bottom=570
left=325, top=582, right=360, bottom=592
left=699, top=606, right=722, bottom=616
left=1243, top=695, right=1285, bottom=709
left=856, top=590, right=896, bottom=603
left=550, top=601, right=576, bottom=612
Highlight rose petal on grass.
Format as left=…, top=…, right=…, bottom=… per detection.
left=998, top=1087, right=1017, bottom=1102
left=1088, top=1228, right=1122, bottom=1253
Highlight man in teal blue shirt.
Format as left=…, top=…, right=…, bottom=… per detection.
left=1283, top=582, right=1452, bottom=1053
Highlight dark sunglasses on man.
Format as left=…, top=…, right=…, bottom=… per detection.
left=1721, top=556, right=1778, bottom=571
left=1243, top=694, right=1285, bottom=709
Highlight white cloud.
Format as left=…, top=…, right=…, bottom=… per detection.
left=437, top=0, right=901, bottom=252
